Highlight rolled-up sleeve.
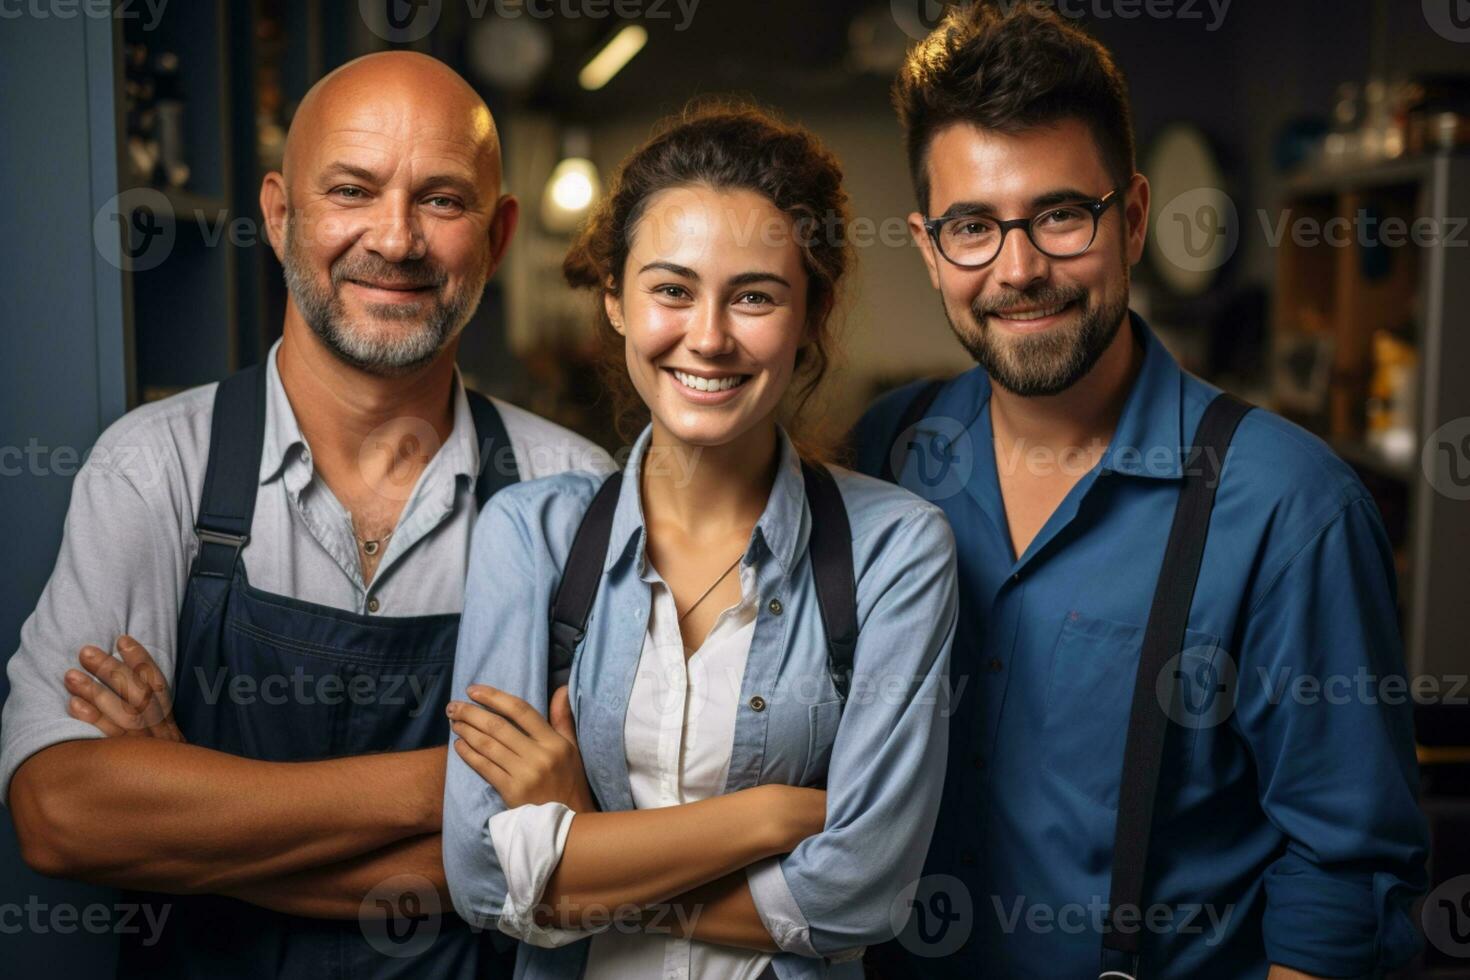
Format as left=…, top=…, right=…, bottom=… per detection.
left=750, top=506, right=958, bottom=957
left=1234, top=497, right=1428, bottom=976
left=487, top=802, right=599, bottom=947
left=443, top=491, right=561, bottom=935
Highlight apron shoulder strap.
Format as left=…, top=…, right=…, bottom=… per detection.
left=194, top=363, right=269, bottom=578
left=465, top=390, right=520, bottom=508
left=802, top=461, right=859, bottom=704
left=881, top=378, right=948, bottom=484
left=1101, top=392, right=1252, bottom=978
left=547, top=472, right=624, bottom=692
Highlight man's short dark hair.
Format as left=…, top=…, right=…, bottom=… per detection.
left=892, top=1, right=1136, bottom=212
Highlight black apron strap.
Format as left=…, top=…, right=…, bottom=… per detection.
left=465, top=389, right=520, bottom=508
left=880, top=378, right=947, bottom=484
left=547, top=472, right=623, bottom=693
left=802, top=461, right=859, bottom=703
left=194, top=364, right=269, bottom=578
left=1100, top=392, right=1251, bottom=979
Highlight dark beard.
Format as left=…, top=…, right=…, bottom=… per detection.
left=949, top=283, right=1129, bottom=397
left=281, top=217, right=481, bottom=377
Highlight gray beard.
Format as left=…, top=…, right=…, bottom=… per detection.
left=281, top=217, right=485, bottom=376
left=952, top=278, right=1129, bottom=397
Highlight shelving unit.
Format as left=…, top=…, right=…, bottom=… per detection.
left=112, top=0, right=350, bottom=404
left=1271, top=150, right=1470, bottom=692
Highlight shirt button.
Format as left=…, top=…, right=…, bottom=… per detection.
left=987, top=658, right=1003, bottom=673
left=972, top=753, right=986, bottom=771
left=767, top=599, right=783, bottom=616
left=959, top=851, right=977, bottom=866
left=748, top=695, right=767, bottom=712
left=367, top=597, right=380, bottom=613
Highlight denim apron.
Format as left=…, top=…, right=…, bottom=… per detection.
left=116, top=363, right=518, bottom=979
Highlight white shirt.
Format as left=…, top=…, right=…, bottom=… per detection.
left=489, top=559, right=777, bottom=980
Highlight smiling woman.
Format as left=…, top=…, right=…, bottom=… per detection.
left=564, top=100, right=850, bottom=460
left=442, top=100, right=958, bottom=980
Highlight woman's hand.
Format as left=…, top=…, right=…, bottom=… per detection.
left=62, top=635, right=186, bottom=741
left=448, top=684, right=597, bottom=813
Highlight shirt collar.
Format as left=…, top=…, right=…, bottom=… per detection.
left=260, top=339, right=306, bottom=484
left=1097, top=311, right=1187, bottom=480
left=604, top=424, right=809, bottom=577
left=258, top=338, right=481, bottom=490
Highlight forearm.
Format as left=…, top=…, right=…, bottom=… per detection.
left=535, top=785, right=813, bottom=929
left=11, top=739, right=443, bottom=891
left=1266, top=968, right=1327, bottom=979
left=641, top=871, right=778, bottom=952
left=224, top=833, right=446, bottom=920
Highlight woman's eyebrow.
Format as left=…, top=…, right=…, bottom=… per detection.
left=728, top=271, right=791, bottom=289
left=639, top=261, right=699, bottom=279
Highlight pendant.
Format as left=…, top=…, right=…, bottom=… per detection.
left=362, top=539, right=380, bottom=556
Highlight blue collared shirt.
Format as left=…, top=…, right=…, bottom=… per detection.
left=444, top=426, right=959, bottom=979
left=850, top=313, right=1428, bottom=979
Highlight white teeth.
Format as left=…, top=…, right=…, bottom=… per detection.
left=673, top=370, right=748, bottom=393
left=997, top=303, right=1068, bottom=321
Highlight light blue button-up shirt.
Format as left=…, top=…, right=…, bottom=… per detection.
left=850, top=312, right=1428, bottom=979
left=444, top=425, right=959, bottom=979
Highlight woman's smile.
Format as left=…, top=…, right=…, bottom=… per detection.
left=665, top=367, right=753, bottom=404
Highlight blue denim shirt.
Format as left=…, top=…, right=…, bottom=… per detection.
left=444, top=425, right=959, bottom=979
left=849, top=313, right=1428, bottom=979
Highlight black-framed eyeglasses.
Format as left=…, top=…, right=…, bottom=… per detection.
left=922, top=186, right=1128, bottom=269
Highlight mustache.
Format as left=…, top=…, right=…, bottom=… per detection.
left=973, top=285, right=1087, bottom=319
left=330, top=253, right=448, bottom=290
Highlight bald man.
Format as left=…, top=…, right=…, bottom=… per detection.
left=3, top=52, right=608, bottom=978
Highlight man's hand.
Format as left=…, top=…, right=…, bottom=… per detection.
left=448, top=684, right=596, bottom=812
left=63, top=634, right=184, bottom=741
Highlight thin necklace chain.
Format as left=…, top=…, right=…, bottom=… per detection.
left=677, top=551, right=744, bottom=624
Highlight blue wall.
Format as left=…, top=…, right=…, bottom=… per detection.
left=0, top=9, right=127, bottom=974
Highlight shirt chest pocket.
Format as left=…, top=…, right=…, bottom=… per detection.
left=1041, top=611, right=1224, bottom=810
left=801, top=699, right=844, bottom=787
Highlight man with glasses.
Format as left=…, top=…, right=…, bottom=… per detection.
left=851, top=5, right=1426, bottom=978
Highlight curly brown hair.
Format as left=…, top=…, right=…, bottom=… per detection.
left=892, top=1, right=1135, bottom=212
left=563, top=99, right=852, bottom=457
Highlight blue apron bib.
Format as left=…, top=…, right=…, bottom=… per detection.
left=116, top=363, right=519, bottom=979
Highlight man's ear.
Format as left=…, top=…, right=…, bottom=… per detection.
left=260, top=172, right=288, bottom=262
left=1124, top=173, right=1151, bottom=267
left=486, top=194, right=520, bottom=275
left=909, top=212, right=942, bottom=291
left=603, top=285, right=625, bottom=336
